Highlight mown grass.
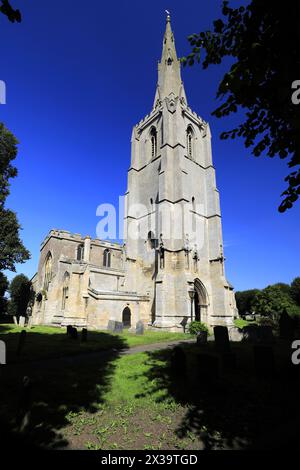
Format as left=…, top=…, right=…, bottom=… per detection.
left=0, top=324, right=192, bottom=363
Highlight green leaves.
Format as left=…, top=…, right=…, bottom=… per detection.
left=0, top=0, right=21, bottom=23
left=184, top=1, right=300, bottom=212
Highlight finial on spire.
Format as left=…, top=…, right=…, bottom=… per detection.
left=165, top=9, right=170, bottom=22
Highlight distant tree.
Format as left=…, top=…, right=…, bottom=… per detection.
left=252, top=285, right=296, bottom=319
left=235, top=289, right=260, bottom=316
left=0, top=123, right=30, bottom=271
left=271, top=283, right=291, bottom=296
left=182, top=0, right=300, bottom=212
left=0, top=272, right=8, bottom=314
left=8, top=274, right=31, bottom=318
left=0, top=0, right=21, bottom=23
left=290, top=277, right=300, bottom=306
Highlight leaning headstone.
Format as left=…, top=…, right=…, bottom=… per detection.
left=135, top=321, right=144, bottom=335
left=222, top=352, right=237, bottom=372
left=81, top=328, right=88, bottom=343
left=279, top=310, right=295, bottom=340
left=107, top=320, right=116, bottom=332
left=253, top=345, right=275, bottom=378
left=214, top=326, right=231, bottom=353
left=13, top=316, right=18, bottom=326
left=171, top=346, right=187, bottom=377
left=114, top=321, right=123, bottom=333
left=19, top=316, right=26, bottom=327
left=197, top=353, right=219, bottom=381
left=17, top=330, right=27, bottom=356
left=70, top=326, right=78, bottom=340
left=27, top=317, right=33, bottom=329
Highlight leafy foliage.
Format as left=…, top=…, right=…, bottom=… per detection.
left=0, top=0, right=21, bottom=23
left=182, top=0, right=300, bottom=212
left=252, top=285, right=295, bottom=318
left=0, top=124, right=30, bottom=271
left=188, top=321, right=209, bottom=335
left=8, top=273, right=32, bottom=317
left=290, top=277, right=300, bottom=306
left=0, top=271, right=8, bottom=313
left=235, top=289, right=259, bottom=316
left=0, top=207, right=30, bottom=271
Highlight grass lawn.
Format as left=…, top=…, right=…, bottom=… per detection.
left=234, top=318, right=256, bottom=329
left=0, top=338, right=298, bottom=450
left=0, top=324, right=192, bottom=363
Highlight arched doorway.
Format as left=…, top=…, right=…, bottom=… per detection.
left=194, top=279, right=208, bottom=322
left=122, top=307, right=131, bottom=328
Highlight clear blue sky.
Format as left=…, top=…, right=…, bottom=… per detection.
left=1, top=0, right=299, bottom=291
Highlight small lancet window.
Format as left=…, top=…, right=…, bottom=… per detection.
left=61, top=272, right=70, bottom=310
left=187, top=126, right=194, bottom=158
left=167, top=57, right=173, bottom=66
left=103, top=248, right=111, bottom=268
left=147, top=231, right=156, bottom=250
left=43, top=252, right=52, bottom=291
left=77, top=243, right=84, bottom=261
left=150, top=127, right=157, bottom=158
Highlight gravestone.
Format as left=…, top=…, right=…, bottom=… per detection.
left=196, top=331, right=208, bottom=345
left=81, top=328, right=88, bottom=342
left=114, top=321, right=123, bottom=333
left=222, top=352, right=237, bottom=371
left=228, top=327, right=243, bottom=342
left=107, top=320, right=116, bottom=332
left=197, top=353, right=219, bottom=381
left=17, top=330, right=27, bottom=356
left=27, top=317, right=33, bottom=329
left=279, top=310, right=295, bottom=340
left=107, top=320, right=123, bottom=333
left=253, top=345, right=275, bottom=378
left=67, top=325, right=73, bottom=336
left=135, top=321, right=144, bottom=335
left=13, top=316, right=18, bottom=326
left=242, top=325, right=260, bottom=343
left=171, top=346, right=187, bottom=377
left=19, top=316, right=26, bottom=327
left=70, top=327, right=78, bottom=340
left=214, top=326, right=231, bottom=353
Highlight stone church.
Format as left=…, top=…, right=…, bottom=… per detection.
left=31, top=15, right=238, bottom=331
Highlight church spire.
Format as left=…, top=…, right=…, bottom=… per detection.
left=154, top=13, right=187, bottom=107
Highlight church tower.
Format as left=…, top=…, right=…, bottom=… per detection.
left=124, top=14, right=237, bottom=329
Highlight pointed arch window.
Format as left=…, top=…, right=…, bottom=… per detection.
left=43, top=252, right=52, bottom=291
left=103, top=248, right=111, bottom=268
left=147, top=231, right=156, bottom=250
left=150, top=127, right=157, bottom=158
left=187, top=126, right=194, bottom=158
left=77, top=243, right=84, bottom=261
left=61, top=272, right=70, bottom=310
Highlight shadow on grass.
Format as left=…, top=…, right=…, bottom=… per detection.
left=136, top=341, right=299, bottom=450
left=0, top=330, right=128, bottom=449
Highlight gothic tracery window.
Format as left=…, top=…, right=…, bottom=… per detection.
left=187, top=126, right=194, bottom=158
left=150, top=127, right=157, bottom=158
left=103, top=248, right=111, bottom=268
left=77, top=243, right=84, bottom=261
left=43, top=252, right=52, bottom=291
